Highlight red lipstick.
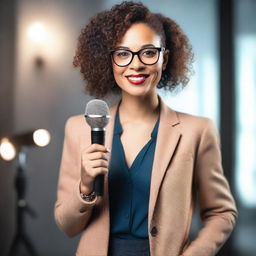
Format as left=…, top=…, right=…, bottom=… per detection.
left=126, top=74, right=149, bottom=85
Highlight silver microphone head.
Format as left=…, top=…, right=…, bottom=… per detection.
left=84, top=99, right=110, bottom=130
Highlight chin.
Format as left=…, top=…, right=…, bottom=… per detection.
left=122, top=86, right=154, bottom=98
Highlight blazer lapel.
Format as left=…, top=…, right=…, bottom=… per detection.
left=148, top=97, right=181, bottom=224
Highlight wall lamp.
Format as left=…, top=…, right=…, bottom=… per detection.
left=27, top=22, right=47, bottom=68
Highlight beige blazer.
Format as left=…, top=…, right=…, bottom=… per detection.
left=54, top=96, right=237, bottom=256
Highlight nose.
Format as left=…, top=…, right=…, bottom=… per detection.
left=129, top=55, right=145, bottom=71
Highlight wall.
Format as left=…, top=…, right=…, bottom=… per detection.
left=2, top=0, right=108, bottom=255
left=0, top=0, right=16, bottom=254
left=234, top=0, right=256, bottom=254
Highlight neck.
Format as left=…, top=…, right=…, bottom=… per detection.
left=119, top=92, right=159, bottom=122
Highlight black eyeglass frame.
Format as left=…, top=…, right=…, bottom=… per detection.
left=110, top=47, right=165, bottom=67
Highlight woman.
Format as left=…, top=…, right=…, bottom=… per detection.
left=54, top=2, right=237, bottom=256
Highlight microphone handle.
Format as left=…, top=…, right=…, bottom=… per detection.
left=91, top=130, right=105, bottom=196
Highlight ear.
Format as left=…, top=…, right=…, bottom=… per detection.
left=162, top=49, right=169, bottom=71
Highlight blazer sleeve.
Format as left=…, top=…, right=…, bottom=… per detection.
left=54, top=116, right=97, bottom=237
left=183, top=119, right=238, bottom=256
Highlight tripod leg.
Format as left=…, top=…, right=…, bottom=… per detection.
left=8, top=234, right=20, bottom=256
left=22, top=233, right=39, bottom=256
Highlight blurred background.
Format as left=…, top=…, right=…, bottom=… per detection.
left=0, top=0, right=255, bottom=255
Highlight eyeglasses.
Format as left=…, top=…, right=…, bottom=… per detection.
left=111, top=47, right=165, bottom=67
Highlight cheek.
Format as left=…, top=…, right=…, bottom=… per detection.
left=112, top=63, right=124, bottom=76
left=112, top=64, right=117, bottom=77
left=112, top=65, right=125, bottom=86
left=112, top=65, right=120, bottom=79
left=150, top=64, right=163, bottom=82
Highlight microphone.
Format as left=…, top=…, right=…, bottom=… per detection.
left=84, top=99, right=110, bottom=196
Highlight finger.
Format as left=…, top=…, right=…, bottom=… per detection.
left=88, top=152, right=108, bottom=161
left=86, top=167, right=108, bottom=178
left=84, top=144, right=110, bottom=154
left=90, top=159, right=108, bottom=169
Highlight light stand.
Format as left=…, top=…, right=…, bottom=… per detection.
left=0, top=129, right=50, bottom=256
left=8, top=148, right=38, bottom=256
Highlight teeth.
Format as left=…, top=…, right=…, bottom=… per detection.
left=128, top=76, right=145, bottom=81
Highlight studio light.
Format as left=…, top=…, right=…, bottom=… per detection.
left=0, top=138, right=16, bottom=161
left=0, top=128, right=51, bottom=161
left=33, top=129, right=51, bottom=147
left=0, top=128, right=51, bottom=256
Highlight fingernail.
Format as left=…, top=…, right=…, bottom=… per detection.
left=107, top=148, right=111, bottom=152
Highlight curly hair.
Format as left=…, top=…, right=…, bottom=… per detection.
left=73, top=1, right=193, bottom=98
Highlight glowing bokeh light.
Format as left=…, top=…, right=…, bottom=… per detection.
left=33, top=129, right=51, bottom=147
left=0, top=138, right=16, bottom=161
left=27, top=22, right=46, bottom=43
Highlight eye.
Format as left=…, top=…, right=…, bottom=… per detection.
left=114, top=50, right=131, bottom=58
left=141, top=49, right=158, bottom=58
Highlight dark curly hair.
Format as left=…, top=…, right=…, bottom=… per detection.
left=73, top=1, right=193, bottom=98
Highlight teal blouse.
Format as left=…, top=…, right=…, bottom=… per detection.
left=108, top=109, right=160, bottom=239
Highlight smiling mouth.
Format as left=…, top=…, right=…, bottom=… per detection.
left=126, top=74, right=149, bottom=85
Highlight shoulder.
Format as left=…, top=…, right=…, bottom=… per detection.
left=174, top=110, right=218, bottom=138
left=159, top=96, right=215, bottom=131
left=64, top=114, right=90, bottom=139
left=65, top=114, right=85, bottom=130
left=177, top=111, right=214, bottom=128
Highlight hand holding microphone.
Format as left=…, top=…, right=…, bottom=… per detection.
left=81, top=99, right=110, bottom=196
left=80, top=144, right=110, bottom=195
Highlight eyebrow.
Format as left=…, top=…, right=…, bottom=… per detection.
left=115, top=44, right=156, bottom=50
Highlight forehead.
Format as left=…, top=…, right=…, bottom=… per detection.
left=116, top=23, right=162, bottom=49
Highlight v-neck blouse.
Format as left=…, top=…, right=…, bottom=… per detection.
left=108, top=109, right=160, bottom=239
